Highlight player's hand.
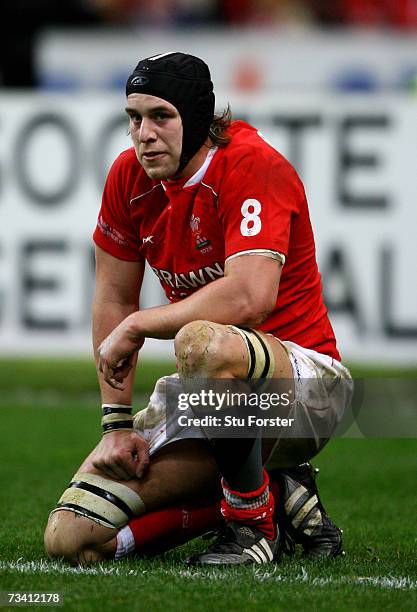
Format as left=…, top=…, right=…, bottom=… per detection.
left=98, top=316, right=145, bottom=390
left=90, top=429, right=150, bottom=480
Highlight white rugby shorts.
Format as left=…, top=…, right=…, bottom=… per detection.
left=133, top=340, right=353, bottom=468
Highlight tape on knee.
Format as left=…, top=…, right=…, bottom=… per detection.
left=52, top=472, right=145, bottom=529
left=231, top=327, right=275, bottom=379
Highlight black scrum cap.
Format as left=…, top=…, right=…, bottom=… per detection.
left=126, top=52, right=215, bottom=173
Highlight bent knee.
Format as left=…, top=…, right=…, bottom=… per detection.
left=44, top=510, right=116, bottom=565
left=175, top=320, right=232, bottom=377
left=44, top=511, right=81, bottom=562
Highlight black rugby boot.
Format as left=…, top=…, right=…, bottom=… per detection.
left=270, top=463, right=343, bottom=558
left=187, top=522, right=280, bottom=565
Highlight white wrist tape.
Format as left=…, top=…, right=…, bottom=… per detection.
left=101, top=404, right=133, bottom=435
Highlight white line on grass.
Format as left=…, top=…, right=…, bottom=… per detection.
left=1, top=560, right=416, bottom=591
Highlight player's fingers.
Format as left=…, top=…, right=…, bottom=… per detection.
left=134, top=442, right=150, bottom=479
left=118, top=453, right=142, bottom=481
left=93, top=458, right=130, bottom=481
left=111, top=363, right=131, bottom=383
left=115, top=357, right=133, bottom=371
left=102, top=362, right=125, bottom=390
left=111, top=457, right=135, bottom=481
left=103, top=373, right=122, bottom=389
left=91, top=459, right=118, bottom=480
left=135, top=455, right=149, bottom=479
left=109, top=377, right=125, bottom=390
left=112, top=371, right=127, bottom=383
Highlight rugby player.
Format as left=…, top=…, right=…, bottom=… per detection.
left=44, top=52, right=352, bottom=565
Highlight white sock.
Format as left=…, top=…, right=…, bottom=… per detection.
left=114, top=525, right=135, bottom=560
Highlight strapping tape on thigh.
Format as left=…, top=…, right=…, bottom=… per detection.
left=231, top=327, right=275, bottom=379
left=51, top=472, right=145, bottom=529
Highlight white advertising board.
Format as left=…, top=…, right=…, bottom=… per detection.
left=0, top=92, right=416, bottom=363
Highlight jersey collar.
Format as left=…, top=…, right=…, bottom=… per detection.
left=183, top=147, right=218, bottom=188
left=161, top=147, right=218, bottom=191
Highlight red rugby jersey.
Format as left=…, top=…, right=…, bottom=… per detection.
left=93, top=120, right=340, bottom=360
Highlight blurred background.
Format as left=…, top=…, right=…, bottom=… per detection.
left=2, top=8, right=415, bottom=588
left=1, top=0, right=417, bottom=366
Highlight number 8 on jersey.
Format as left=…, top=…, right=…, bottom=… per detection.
left=240, top=199, right=262, bottom=237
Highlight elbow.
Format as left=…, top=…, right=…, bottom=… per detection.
left=234, top=294, right=276, bottom=328
left=239, top=310, right=271, bottom=328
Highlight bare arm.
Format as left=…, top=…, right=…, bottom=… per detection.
left=98, top=254, right=282, bottom=387
left=93, top=245, right=144, bottom=403
left=129, top=254, right=281, bottom=338
left=90, top=246, right=149, bottom=480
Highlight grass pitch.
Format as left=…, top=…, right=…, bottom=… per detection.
left=0, top=359, right=416, bottom=611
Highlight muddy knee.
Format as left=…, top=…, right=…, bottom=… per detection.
left=175, top=321, right=276, bottom=381
left=175, top=320, right=233, bottom=377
